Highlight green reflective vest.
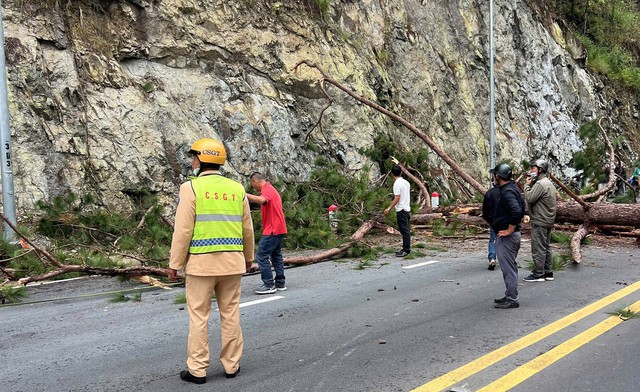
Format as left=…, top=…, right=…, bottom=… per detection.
left=189, top=175, right=245, bottom=254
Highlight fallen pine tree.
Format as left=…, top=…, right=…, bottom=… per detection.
left=2, top=66, right=637, bottom=287
left=292, top=64, right=638, bottom=263
left=411, top=202, right=640, bottom=228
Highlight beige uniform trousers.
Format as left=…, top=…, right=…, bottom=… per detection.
left=186, top=274, right=243, bottom=377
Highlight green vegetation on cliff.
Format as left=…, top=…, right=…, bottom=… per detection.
left=553, top=0, right=640, bottom=90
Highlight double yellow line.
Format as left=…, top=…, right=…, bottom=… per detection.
left=413, top=280, right=640, bottom=392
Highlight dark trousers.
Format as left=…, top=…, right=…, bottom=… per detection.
left=397, top=210, right=411, bottom=253
left=496, top=231, right=521, bottom=302
left=531, top=225, right=552, bottom=276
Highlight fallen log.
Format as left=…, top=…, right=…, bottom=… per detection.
left=609, top=230, right=640, bottom=238
left=556, top=201, right=640, bottom=227
left=412, top=213, right=486, bottom=226
left=571, top=225, right=590, bottom=264
left=412, top=201, right=640, bottom=228
left=284, top=219, right=376, bottom=265
left=17, top=265, right=169, bottom=286
left=596, top=225, right=636, bottom=233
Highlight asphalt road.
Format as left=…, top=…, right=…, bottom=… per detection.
left=1, top=238, right=639, bottom=392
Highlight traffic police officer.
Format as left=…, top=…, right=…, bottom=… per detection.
left=168, top=138, right=254, bottom=384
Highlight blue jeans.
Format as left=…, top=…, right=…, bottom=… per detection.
left=256, top=234, right=285, bottom=287
left=488, top=228, right=497, bottom=261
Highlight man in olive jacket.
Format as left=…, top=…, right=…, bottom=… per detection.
left=168, top=138, right=255, bottom=385
left=523, top=159, right=557, bottom=282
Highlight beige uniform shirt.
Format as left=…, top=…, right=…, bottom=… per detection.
left=169, top=170, right=255, bottom=276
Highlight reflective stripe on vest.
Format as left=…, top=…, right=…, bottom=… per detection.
left=189, top=175, right=245, bottom=254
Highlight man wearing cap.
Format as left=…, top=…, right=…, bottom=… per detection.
left=491, top=163, right=525, bottom=309
left=168, top=138, right=255, bottom=384
left=523, top=159, right=557, bottom=282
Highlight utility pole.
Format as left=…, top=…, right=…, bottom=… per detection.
left=489, top=0, right=496, bottom=177
left=0, top=2, right=17, bottom=242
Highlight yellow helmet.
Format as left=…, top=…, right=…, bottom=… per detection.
left=188, top=138, right=226, bottom=165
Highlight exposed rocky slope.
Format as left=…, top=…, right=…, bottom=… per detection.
left=1, top=0, right=637, bottom=212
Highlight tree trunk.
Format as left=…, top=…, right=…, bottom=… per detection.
left=17, top=265, right=169, bottom=286
left=413, top=201, right=640, bottom=228
left=294, top=61, right=487, bottom=195
left=571, top=224, right=590, bottom=263
left=556, top=201, right=640, bottom=226
left=284, top=220, right=376, bottom=265
left=412, top=213, right=486, bottom=226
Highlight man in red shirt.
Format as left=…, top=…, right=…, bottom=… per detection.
left=247, top=172, right=288, bottom=294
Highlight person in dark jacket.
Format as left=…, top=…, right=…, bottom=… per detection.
left=482, top=170, right=500, bottom=270
left=491, top=163, right=525, bottom=309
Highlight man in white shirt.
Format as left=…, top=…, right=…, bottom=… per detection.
left=384, top=165, right=411, bottom=257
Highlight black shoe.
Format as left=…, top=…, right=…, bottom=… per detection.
left=494, top=296, right=507, bottom=304
left=523, top=274, right=545, bottom=282
left=494, top=301, right=519, bottom=309
left=225, top=366, right=240, bottom=379
left=544, top=272, right=554, bottom=281
left=488, top=259, right=496, bottom=271
left=396, top=250, right=410, bottom=258
left=180, top=370, right=206, bottom=384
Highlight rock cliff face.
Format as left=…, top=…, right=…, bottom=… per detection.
left=1, top=0, right=637, bottom=211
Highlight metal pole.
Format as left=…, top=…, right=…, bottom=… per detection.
left=0, top=2, right=17, bottom=242
left=489, top=0, right=496, bottom=173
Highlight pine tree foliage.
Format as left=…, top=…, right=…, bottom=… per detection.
left=1, top=138, right=440, bottom=279
left=572, top=120, right=607, bottom=183
left=0, top=285, right=28, bottom=304
left=1, top=189, right=174, bottom=281
left=257, top=136, right=435, bottom=250
left=274, top=157, right=390, bottom=249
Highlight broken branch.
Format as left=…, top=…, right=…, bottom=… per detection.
left=284, top=219, right=376, bottom=265
left=294, top=60, right=487, bottom=195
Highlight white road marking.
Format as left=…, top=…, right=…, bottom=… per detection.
left=26, top=276, right=87, bottom=286
left=214, top=295, right=284, bottom=312
left=402, top=260, right=440, bottom=269
left=239, top=295, right=285, bottom=308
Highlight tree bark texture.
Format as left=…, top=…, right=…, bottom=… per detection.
left=556, top=201, right=640, bottom=226
left=284, top=219, right=376, bottom=265
left=17, top=265, right=169, bottom=286
left=571, top=224, right=590, bottom=263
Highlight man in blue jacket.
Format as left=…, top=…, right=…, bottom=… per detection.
left=490, top=163, right=525, bottom=309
